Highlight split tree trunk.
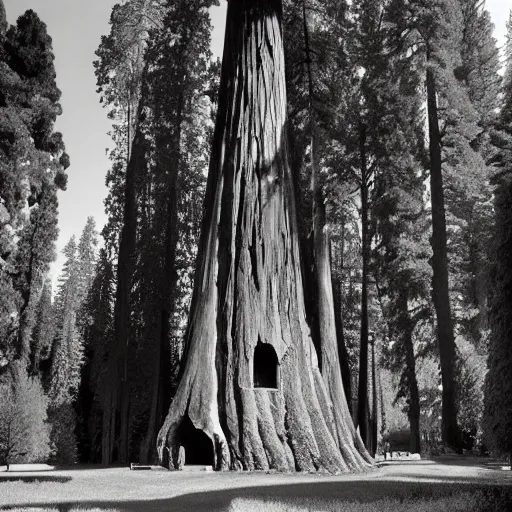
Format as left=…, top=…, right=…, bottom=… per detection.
left=157, top=0, right=371, bottom=473
left=426, top=51, right=460, bottom=452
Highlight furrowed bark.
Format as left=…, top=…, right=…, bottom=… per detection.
left=426, top=49, right=461, bottom=452
left=157, top=0, right=370, bottom=473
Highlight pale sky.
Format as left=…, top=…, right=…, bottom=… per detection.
left=3, top=0, right=509, bottom=287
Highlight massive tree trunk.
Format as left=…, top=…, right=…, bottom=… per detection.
left=426, top=49, right=460, bottom=452
left=157, top=0, right=371, bottom=473
left=357, top=121, right=370, bottom=448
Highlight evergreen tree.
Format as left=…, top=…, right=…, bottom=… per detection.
left=0, top=363, right=51, bottom=469
left=50, top=236, right=80, bottom=403
left=77, top=248, right=115, bottom=462
left=30, top=279, right=55, bottom=376
left=95, top=0, right=216, bottom=464
left=385, top=0, right=481, bottom=451
left=0, top=7, right=69, bottom=370
left=370, top=1, right=432, bottom=454
left=484, top=10, right=512, bottom=466
left=77, top=217, right=98, bottom=303
left=0, top=0, right=6, bottom=37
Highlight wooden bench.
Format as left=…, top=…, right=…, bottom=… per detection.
left=130, top=463, right=152, bottom=470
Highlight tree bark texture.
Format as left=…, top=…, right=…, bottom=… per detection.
left=157, top=0, right=371, bottom=473
left=426, top=54, right=460, bottom=451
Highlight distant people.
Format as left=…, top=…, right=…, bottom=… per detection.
left=384, top=441, right=391, bottom=460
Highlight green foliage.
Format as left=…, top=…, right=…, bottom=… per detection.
left=0, top=364, right=51, bottom=466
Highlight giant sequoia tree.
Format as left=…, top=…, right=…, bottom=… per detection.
left=157, top=0, right=371, bottom=473
left=0, top=7, right=68, bottom=369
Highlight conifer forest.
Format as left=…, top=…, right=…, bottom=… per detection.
left=2, top=0, right=512, bottom=479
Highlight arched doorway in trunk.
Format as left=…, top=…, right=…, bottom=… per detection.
left=253, top=342, right=279, bottom=389
left=176, top=415, right=213, bottom=466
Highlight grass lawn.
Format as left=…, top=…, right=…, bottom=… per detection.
left=0, top=458, right=511, bottom=511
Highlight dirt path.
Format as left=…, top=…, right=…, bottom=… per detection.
left=0, top=458, right=510, bottom=511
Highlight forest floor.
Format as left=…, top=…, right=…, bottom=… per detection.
left=0, top=457, right=511, bottom=511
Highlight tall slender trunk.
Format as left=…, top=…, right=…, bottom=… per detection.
left=426, top=49, right=460, bottom=451
left=107, top=96, right=146, bottom=464
left=357, top=121, right=370, bottom=449
left=332, top=277, right=352, bottom=415
left=404, top=323, right=421, bottom=454
left=141, top=94, right=184, bottom=464
left=397, top=290, right=421, bottom=454
left=370, top=338, right=378, bottom=456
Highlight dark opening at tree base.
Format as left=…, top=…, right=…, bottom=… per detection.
left=176, top=415, right=213, bottom=466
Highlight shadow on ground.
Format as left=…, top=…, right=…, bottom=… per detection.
left=4, top=478, right=512, bottom=512
left=0, top=475, right=72, bottom=484
left=431, top=455, right=503, bottom=469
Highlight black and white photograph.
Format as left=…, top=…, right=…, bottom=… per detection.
left=1, top=0, right=512, bottom=510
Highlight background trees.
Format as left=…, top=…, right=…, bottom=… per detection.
left=89, top=0, right=217, bottom=464
left=0, top=364, right=51, bottom=469
left=484, top=11, right=512, bottom=467
left=0, top=1, right=71, bottom=466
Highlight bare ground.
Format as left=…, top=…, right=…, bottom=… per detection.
left=0, top=457, right=511, bottom=511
